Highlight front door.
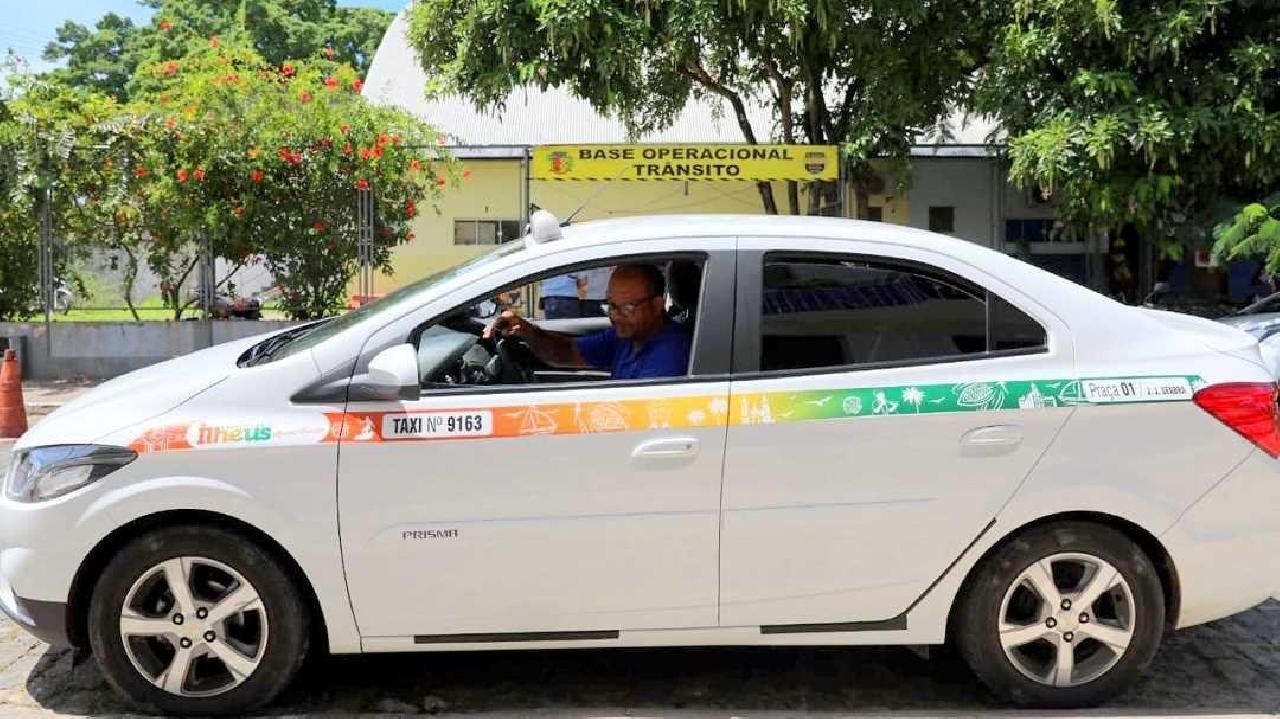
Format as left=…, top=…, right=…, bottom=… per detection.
left=719, top=242, right=1075, bottom=627
left=338, top=244, right=735, bottom=641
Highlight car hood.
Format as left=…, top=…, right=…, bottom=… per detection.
left=14, top=332, right=273, bottom=450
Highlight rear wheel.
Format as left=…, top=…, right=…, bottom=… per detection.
left=87, top=526, right=309, bottom=715
left=954, top=521, right=1165, bottom=708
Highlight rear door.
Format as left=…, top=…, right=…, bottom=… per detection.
left=719, top=237, right=1076, bottom=627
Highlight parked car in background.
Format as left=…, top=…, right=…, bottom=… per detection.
left=1216, top=291, right=1280, bottom=376
left=3, top=213, right=1278, bottom=715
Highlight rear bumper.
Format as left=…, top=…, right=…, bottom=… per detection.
left=1162, top=450, right=1280, bottom=629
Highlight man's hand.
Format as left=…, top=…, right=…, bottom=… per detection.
left=484, top=309, right=586, bottom=369
left=484, top=310, right=536, bottom=341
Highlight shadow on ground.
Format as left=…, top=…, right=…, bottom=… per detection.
left=17, top=601, right=1280, bottom=715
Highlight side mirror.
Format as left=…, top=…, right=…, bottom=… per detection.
left=367, top=343, right=421, bottom=401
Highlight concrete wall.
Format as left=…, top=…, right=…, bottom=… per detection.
left=905, top=158, right=1000, bottom=246
left=0, top=321, right=299, bottom=380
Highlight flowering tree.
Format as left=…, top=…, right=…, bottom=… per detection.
left=1, top=37, right=454, bottom=321
left=129, top=39, right=455, bottom=319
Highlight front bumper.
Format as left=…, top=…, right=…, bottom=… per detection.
left=1162, top=450, right=1280, bottom=629
left=0, top=579, right=69, bottom=646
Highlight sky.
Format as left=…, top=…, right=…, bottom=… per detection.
left=0, top=0, right=407, bottom=73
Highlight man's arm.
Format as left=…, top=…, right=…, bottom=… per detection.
left=485, top=310, right=588, bottom=368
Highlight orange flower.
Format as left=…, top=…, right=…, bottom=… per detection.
left=299, top=90, right=313, bottom=104
left=193, top=168, right=206, bottom=181
left=250, top=169, right=264, bottom=183
left=324, top=76, right=339, bottom=90
left=372, top=146, right=384, bottom=159
left=134, top=167, right=147, bottom=178
left=355, top=179, right=370, bottom=190
left=391, top=135, right=401, bottom=145
left=342, top=143, right=353, bottom=156
left=233, top=206, right=245, bottom=218
left=339, top=123, right=351, bottom=134
left=351, top=79, right=364, bottom=93
left=409, top=159, right=422, bottom=171
left=224, top=72, right=239, bottom=84
left=462, top=169, right=473, bottom=180
left=359, top=148, right=373, bottom=161
left=376, top=133, right=390, bottom=147
left=405, top=200, right=417, bottom=217
left=282, top=63, right=296, bottom=77
left=313, top=220, right=326, bottom=232
left=176, top=169, right=189, bottom=183
left=436, top=177, right=446, bottom=187
left=209, top=35, right=219, bottom=47
left=164, top=117, right=176, bottom=130
left=160, top=19, right=172, bottom=31
left=406, top=232, right=416, bottom=242
left=161, top=60, right=180, bottom=75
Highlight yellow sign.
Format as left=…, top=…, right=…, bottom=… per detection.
left=532, top=144, right=838, bottom=182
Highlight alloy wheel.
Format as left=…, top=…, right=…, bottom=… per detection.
left=118, top=556, right=268, bottom=697
left=997, top=552, right=1136, bottom=687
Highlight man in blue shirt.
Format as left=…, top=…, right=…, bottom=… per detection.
left=485, top=264, right=691, bottom=380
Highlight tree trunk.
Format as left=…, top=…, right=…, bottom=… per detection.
left=121, top=248, right=140, bottom=322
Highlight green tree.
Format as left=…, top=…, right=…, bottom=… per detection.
left=1211, top=193, right=1280, bottom=273
left=0, top=70, right=122, bottom=321
left=42, top=13, right=139, bottom=99
left=42, top=0, right=394, bottom=102
left=976, top=0, right=1279, bottom=253
left=407, top=0, right=990, bottom=215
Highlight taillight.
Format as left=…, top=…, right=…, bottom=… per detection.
left=1192, top=382, right=1280, bottom=457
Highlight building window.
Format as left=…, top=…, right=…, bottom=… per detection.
left=928, top=206, right=955, bottom=234
left=454, top=219, right=522, bottom=246
left=865, top=206, right=883, bottom=222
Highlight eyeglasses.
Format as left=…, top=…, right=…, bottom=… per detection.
left=603, top=295, right=658, bottom=318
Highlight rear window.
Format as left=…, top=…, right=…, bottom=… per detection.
left=759, top=256, right=1046, bottom=372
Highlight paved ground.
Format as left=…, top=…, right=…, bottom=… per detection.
left=2, top=382, right=1278, bottom=716
left=0, top=602, right=1277, bottom=716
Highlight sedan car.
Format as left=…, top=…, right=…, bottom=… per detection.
left=3, top=213, right=1278, bottom=715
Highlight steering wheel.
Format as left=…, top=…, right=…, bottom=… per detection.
left=477, top=332, right=533, bottom=384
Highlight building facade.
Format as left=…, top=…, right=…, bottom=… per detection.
left=361, top=10, right=1257, bottom=308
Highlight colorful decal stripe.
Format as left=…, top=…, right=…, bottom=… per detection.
left=127, top=375, right=1203, bottom=453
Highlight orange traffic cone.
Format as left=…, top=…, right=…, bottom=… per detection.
left=0, top=349, right=28, bottom=439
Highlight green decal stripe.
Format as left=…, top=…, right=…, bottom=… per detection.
left=734, top=376, right=1203, bottom=424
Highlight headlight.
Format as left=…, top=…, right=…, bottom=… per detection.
left=3, top=445, right=137, bottom=503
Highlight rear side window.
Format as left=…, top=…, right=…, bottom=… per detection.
left=759, top=256, right=1046, bottom=372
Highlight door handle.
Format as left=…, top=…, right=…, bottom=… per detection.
left=960, top=425, right=1023, bottom=455
left=632, top=437, right=699, bottom=459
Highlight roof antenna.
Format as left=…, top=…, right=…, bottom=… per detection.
left=561, top=163, right=631, bottom=226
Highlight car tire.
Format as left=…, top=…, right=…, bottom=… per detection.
left=87, top=525, right=309, bottom=716
left=954, top=521, right=1164, bottom=708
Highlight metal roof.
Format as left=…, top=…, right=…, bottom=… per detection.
left=364, top=9, right=1003, bottom=154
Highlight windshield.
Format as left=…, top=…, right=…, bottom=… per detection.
left=262, top=239, right=528, bottom=363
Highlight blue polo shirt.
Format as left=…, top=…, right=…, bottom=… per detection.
left=575, top=323, right=691, bottom=380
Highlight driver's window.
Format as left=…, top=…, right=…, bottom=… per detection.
left=413, top=256, right=706, bottom=389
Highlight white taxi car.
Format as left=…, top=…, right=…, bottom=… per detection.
left=3, top=213, right=1278, bottom=714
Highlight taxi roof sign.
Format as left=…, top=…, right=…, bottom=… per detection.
left=528, top=209, right=563, bottom=245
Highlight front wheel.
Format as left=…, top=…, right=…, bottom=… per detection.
left=87, top=526, right=310, bottom=715
left=954, top=521, right=1165, bottom=708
